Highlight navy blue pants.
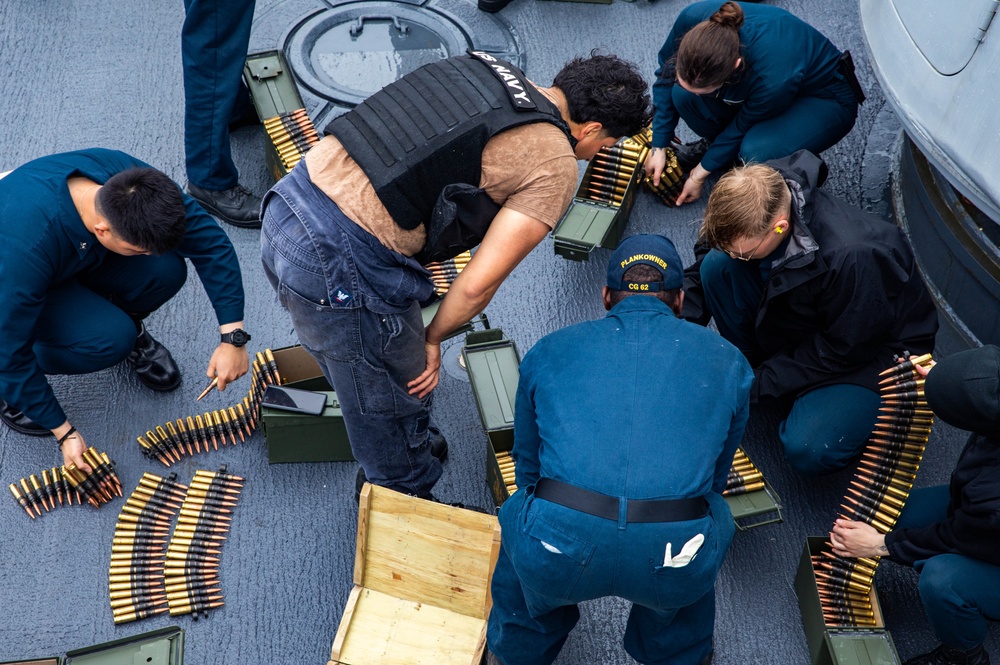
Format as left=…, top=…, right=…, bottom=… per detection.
left=260, top=163, right=443, bottom=497
left=182, top=0, right=256, bottom=190
left=896, top=486, right=1000, bottom=650
left=700, top=250, right=880, bottom=474
left=487, top=489, right=734, bottom=665
left=672, top=79, right=857, bottom=165
left=35, top=253, right=187, bottom=375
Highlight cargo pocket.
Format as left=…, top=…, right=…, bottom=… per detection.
left=511, top=513, right=596, bottom=602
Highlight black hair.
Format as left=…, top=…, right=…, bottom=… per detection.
left=553, top=52, right=651, bottom=138
left=96, top=167, right=187, bottom=255
left=676, top=1, right=744, bottom=89
left=608, top=264, right=681, bottom=309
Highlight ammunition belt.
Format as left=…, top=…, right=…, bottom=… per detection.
left=812, top=351, right=934, bottom=628
left=9, top=448, right=122, bottom=517
left=135, top=349, right=281, bottom=464
left=264, top=108, right=319, bottom=174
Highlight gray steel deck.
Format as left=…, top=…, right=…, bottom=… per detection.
left=0, top=0, right=996, bottom=663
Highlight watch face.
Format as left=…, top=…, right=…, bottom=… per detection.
left=229, top=329, right=249, bottom=346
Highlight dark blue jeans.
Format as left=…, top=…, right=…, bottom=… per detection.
left=896, top=486, right=1000, bottom=650
left=672, top=79, right=857, bottom=164
left=182, top=0, right=256, bottom=189
left=260, top=163, right=442, bottom=497
left=487, top=489, right=733, bottom=665
left=700, top=250, right=880, bottom=475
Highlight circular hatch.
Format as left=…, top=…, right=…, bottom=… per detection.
left=277, top=0, right=523, bottom=123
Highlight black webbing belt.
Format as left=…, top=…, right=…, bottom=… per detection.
left=535, top=478, right=708, bottom=523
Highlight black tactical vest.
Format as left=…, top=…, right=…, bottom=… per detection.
left=326, top=51, right=575, bottom=263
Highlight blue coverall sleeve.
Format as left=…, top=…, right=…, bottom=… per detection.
left=175, top=196, right=246, bottom=325
left=0, top=259, right=67, bottom=429
left=712, top=361, right=753, bottom=494
left=512, top=355, right=542, bottom=488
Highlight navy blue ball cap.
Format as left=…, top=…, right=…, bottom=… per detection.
left=606, top=234, right=684, bottom=292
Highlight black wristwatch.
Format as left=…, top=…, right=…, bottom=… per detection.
left=220, top=329, right=251, bottom=347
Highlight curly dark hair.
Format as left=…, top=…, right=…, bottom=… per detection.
left=96, top=168, right=187, bottom=255
left=553, top=52, right=651, bottom=138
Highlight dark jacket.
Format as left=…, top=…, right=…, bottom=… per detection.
left=886, top=345, right=1000, bottom=567
left=0, top=148, right=244, bottom=429
left=652, top=1, right=846, bottom=172
left=885, top=433, right=1000, bottom=567
left=752, top=151, right=938, bottom=402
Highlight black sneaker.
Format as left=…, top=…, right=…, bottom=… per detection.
left=0, top=400, right=49, bottom=436
left=671, top=138, right=711, bottom=172
left=187, top=183, right=263, bottom=229
left=126, top=326, right=181, bottom=392
left=904, top=644, right=991, bottom=665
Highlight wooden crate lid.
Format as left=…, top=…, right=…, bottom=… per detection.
left=355, top=485, right=501, bottom=620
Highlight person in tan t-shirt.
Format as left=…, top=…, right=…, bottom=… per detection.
left=261, top=53, right=650, bottom=501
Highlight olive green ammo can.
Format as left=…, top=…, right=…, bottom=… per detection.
left=261, top=345, right=354, bottom=464
left=243, top=50, right=308, bottom=184
left=794, top=537, right=901, bottom=665
left=552, top=144, right=644, bottom=262
left=0, top=626, right=184, bottom=665
left=462, top=329, right=521, bottom=506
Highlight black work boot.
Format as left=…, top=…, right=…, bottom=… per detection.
left=904, top=643, right=991, bottom=665
left=671, top=137, right=711, bottom=172
left=0, top=400, right=49, bottom=436
left=126, top=326, right=181, bottom=392
left=187, top=183, right=263, bottom=229
left=478, top=0, right=514, bottom=12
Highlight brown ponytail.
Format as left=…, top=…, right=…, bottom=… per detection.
left=676, top=1, right=744, bottom=89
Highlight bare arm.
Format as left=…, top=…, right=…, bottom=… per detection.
left=407, top=207, right=551, bottom=398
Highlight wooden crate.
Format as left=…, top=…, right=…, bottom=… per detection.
left=329, top=484, right=502, bottom=665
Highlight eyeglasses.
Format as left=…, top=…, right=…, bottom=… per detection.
left=724, top=234, right=768, bottom=262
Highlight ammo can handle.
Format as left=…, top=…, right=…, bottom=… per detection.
left=349, top=15, right=410, bottom=37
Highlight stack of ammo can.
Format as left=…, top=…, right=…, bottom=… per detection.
left=795, top=352, right=934, bottom=664
left=137, top=349, right=282, bottom=464
left=9, top=449, right=122, bottom=518
left=111, top=467, right=240, bottom=624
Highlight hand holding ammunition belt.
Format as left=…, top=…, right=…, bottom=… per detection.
left=264, top=109, right=319, bottom=173
left=136, top=349, right=281, bottom=464
left=632, top=126, right=687, bottom=206
left=811, top=352, right=934, bottom=627
left=9, top=448, right=122, bottom=518
left=111, top=467, right=241, bottom=624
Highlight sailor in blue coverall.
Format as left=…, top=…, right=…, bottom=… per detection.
left=645, top=0, right=860, bottom=207
left=182, top=0, right=262, bottom=227
left=0, top=148, right=248, bottom=471
left=486, top=235, right=753, bottom=665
